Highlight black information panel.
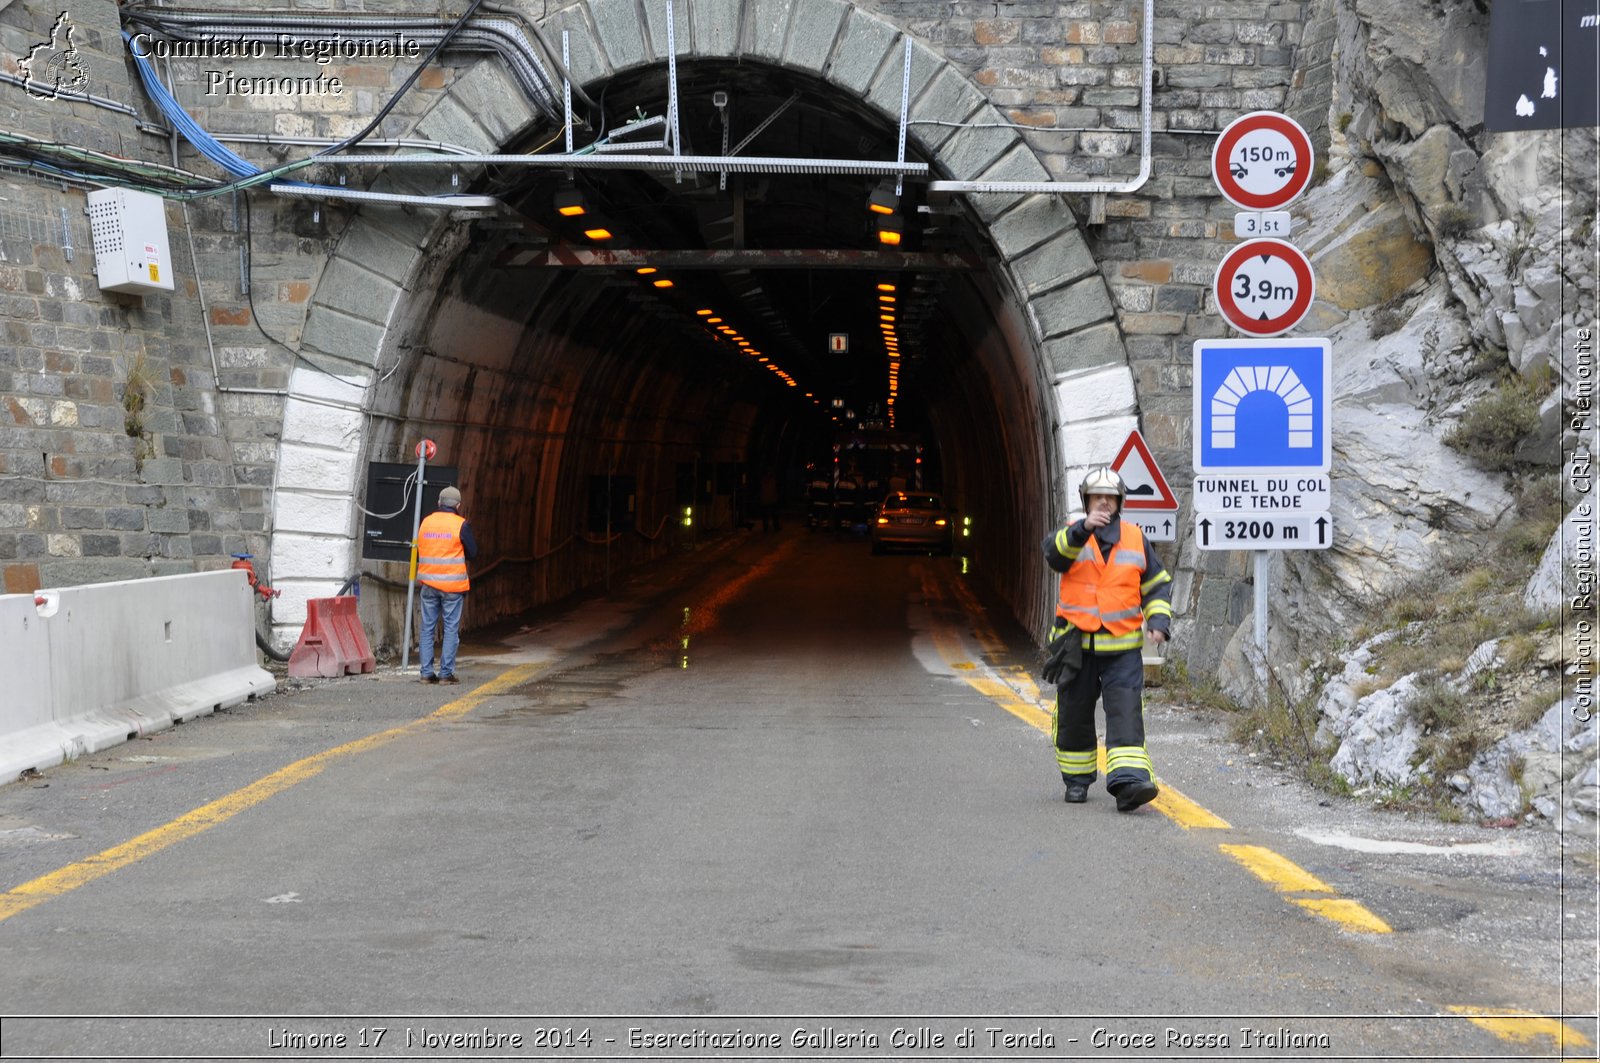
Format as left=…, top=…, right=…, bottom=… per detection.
left=1485, top=0, right=1599, bottom=130
left=361, top=462, right=458, bottom=562
left=587, top=474, right=637, bottom=534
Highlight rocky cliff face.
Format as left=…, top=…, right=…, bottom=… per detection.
left=1206, top=0, right=1595, bottom=825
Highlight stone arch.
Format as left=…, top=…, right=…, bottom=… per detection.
left=266, top=0, right=1138, bottom=639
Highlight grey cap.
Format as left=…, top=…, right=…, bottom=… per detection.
left=438, top=486, right=462, bottom=508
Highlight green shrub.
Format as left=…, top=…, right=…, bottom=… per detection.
left=1433, top=203, right=1479, bottom=240
left=1445, top=375, right=1543, bottom=472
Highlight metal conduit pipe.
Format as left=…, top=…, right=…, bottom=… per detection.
left=123, top=11, right=562, bottom=121
left=268, top=182, right=504, bottom=210
left=927, top=0, right=1155, bottom=196
left=213, top=134, right=484, bottom=155
left=273, top=153, right=931, bottom=178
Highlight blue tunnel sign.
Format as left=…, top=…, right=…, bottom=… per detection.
left=1193, top=338, right=1331, bottom=473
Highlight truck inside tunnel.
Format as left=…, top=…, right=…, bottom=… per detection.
left=327, top=55, right=1071, bottom=651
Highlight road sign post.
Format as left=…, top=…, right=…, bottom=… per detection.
left=1208, top=111, right=1325, bottom=661
left=1192, top=338, right=1333, bottom=657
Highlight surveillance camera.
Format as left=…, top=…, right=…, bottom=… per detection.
left=712, top=90, right=729, bottom=109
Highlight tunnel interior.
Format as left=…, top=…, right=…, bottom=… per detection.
left=361, top=58, right=1061, bottom=639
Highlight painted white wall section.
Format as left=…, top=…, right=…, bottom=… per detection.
left=0, top=571, right=275, bottom=781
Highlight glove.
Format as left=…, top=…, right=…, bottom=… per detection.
left=1041, top=627, right=1082, bottom=685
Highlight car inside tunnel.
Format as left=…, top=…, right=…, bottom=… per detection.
left=341, top=57, right=1064, bottom=649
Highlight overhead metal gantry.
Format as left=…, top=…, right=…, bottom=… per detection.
left=497, top=248, right=981, bottom=270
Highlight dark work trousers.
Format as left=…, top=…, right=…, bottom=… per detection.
left=1053, top=648, right=1154, bottom=792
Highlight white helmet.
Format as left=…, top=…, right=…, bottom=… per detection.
left=1078, top=466, right=1126, bottom=514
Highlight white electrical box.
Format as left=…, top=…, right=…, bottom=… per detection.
left=86, top=188, right=175, bottom=295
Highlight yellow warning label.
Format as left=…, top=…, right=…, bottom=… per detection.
left=149, top=264, right=160, bottom=282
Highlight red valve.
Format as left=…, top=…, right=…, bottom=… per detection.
left=231, top=555, right=281, bottom=600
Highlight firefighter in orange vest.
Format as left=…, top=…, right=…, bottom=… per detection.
left=1043, top=466, right=1173, bottom=811
left=416, top=485, right=477, bottom=685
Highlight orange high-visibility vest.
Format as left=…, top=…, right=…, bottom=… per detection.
left=1056, top=521, right=1147, bottom=637
left=417, top=511, right=469, bottom=593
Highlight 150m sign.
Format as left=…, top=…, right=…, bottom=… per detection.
left=1195, top=512, right=1332, bottom=550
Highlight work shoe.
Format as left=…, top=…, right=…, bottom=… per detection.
left=420, top=674, right=438, bottom=684
left=440, top=674, right=461, bottom=685
left=1063, top=783, right=1089, bottom=804
left=1114, top=780, right=1159, bottom=813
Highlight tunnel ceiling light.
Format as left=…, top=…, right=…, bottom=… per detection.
left=637, top=266, right=658, bottom=275
left=878, top=294, right=896, bottom=303
left=653, top=278, right=674, bottom=288
left=554, top=187, right=588, bottom=217
left=877, top=282, right=897, bottom=293
left=707, top=316, right=723, bottom=324
left=583, top=226, right=614, bottom=241
left=696, top=308, right=714, bottom=316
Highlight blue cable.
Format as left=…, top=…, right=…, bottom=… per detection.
left=124, top=31, right=260, bottom=179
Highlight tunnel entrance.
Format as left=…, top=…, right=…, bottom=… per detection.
left=268, top=9, right=1134, bottom=653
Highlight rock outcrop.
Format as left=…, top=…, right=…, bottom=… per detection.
left=1210, top=0, right=1594, bottom=829
left=1213, top=0, right=1592, bottom=683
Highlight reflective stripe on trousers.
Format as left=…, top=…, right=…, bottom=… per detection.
left=1052, top=648, right=1153, bottom=789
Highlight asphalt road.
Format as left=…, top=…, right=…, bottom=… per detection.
left=0, top=526, right=1595, bottom=1061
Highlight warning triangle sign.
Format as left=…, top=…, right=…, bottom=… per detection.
left=1110, top=430, right=1179, bottom=510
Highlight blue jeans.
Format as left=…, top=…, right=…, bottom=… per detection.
left=418, top=584, right=465, bottom=678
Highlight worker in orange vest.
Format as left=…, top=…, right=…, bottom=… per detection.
left=1043, top=466, right=1173, bottom=811
left=416, top=485, right=477, bottom=685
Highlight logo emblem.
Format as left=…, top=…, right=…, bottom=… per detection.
left=19, top=13, right=89, bottom=101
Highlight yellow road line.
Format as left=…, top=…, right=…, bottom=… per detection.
left=1151, top=785, right=1231, bottom=830
left=1220, top=843, right=1391, bottom=934
left=0, top=662, right=546, bottom=925
left=1448, top=1006, right=1595, bottom=1053
left=1220, top=843, right=1333, bottom=893
left=1291, top=897, right=1392, bottom=934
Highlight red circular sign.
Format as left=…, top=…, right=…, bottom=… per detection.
left=1212, top=238, right=1316, bottom=336
left=1211, top=111, right=1314, bottom=210
left=415, top=439, right=437, bottom=461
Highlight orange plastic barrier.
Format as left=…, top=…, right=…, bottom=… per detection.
left=287, top=595, right=376, bottom=678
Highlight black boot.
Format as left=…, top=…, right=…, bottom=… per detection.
left=1114, top=780, right=1159, bottom=812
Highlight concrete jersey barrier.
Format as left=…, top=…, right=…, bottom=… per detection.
left=0, top=570, right=276, bottom=781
